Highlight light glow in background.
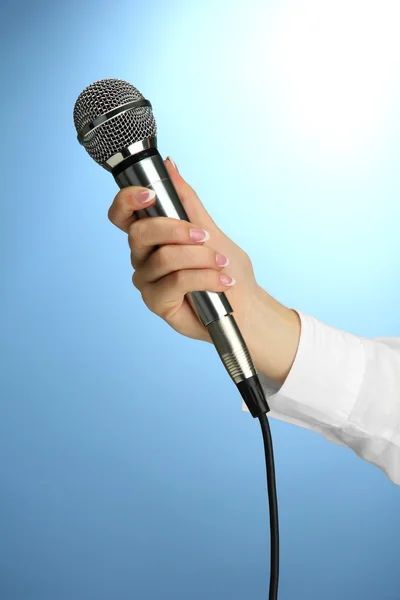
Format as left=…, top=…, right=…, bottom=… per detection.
left=1, top=0, right=400, bottom=599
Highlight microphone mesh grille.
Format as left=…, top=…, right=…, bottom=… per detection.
left=73, top=79, right=157, bottom=165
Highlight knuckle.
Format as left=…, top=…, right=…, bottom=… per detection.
left=204, top=269, right=223, bottom=290
left=107, top=201, right=119, bottom=224
left=108, top=190, right=125, bottom=221
left=211, top=269, right=223, bottom=287
left=131, top=270, right=140, bottom=290
left=170, top=269, right=185, bottom=288
left=206, top=246, right=218, bottom=266
left=128, top=219, right=147, bottom=249
left=127, top=220, right=137, bottom=245
left=173, top=222, right=190, bottom=242
left=200, top=246, right=215, bottom=268
left=155, top=245, right=174, bottom=269
left=119, top=187, right=134, bottom=205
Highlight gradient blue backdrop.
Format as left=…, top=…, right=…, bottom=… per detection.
left=1, top=1, right=399, bottom=599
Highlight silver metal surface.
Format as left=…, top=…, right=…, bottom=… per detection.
left=207, top=315, right=257, bottom=384
left=77, top=99, right=152, bottom=144
left=104, top=137, right=158, bottom=171
left=113, top=153, right=234, bottom=327
left=73, top=79, right=157, bottom=165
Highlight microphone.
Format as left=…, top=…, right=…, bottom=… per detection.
left=73, top=78, right=279, bottom=600
left=73, top=78, right=268, bottom=417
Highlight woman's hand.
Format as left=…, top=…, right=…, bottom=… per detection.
left=108, top=157, right=300, bottom=383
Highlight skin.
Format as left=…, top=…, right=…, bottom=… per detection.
left=108, top=157, right=301, bottom=385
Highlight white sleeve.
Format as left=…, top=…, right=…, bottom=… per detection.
left=242, top=310, right=400, bottom=485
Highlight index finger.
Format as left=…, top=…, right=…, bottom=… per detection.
left=108, top=186, right=156, bottom=233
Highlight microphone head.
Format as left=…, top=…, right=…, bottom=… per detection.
left=73, top=78, right=157, bottom=166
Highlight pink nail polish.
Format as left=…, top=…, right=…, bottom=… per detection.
left=220, top=274, right=236, bottom=286
left=189, top=228, right=210, bottom=242
left=215, top=253, right=229, bottom=267
left=167, top=156, right=179, bottom=173
left=136, top=189, right=156, bottom=204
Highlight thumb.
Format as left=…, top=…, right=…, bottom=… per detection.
left=164, top=157, right=219, bottom=232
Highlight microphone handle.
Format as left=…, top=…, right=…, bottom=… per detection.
left=115, top=150, right=232, bottom=326
left=113, top=149, right=258, bottom=388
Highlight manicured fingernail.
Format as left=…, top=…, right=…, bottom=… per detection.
left=189, top=228, right=210, bottom=242
left=220, top=274, right=236, bottom=286
left=215, top=253, right=229, bottom=267
left=136, top=188, right=156, bottom=204
left=167, top=156, right=179, bottom=172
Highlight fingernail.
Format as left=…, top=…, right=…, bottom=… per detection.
left=189, top=228, right=210, bottom=242
left=215, top=253, right=229, bottom=267
left=136, top=189, right=156, bottom=204
left=167, top=156, right=179, bottom=173
left=220, top=274, right=236, bottom=286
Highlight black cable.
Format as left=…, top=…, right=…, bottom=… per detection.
left=258, top=412, right=279, bottom=600
left=236, top=375, right=280, bottom=598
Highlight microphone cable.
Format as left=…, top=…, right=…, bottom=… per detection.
left=73, top=77, right=280, bottom=600
left=258, top=411, right=279, bottom=600
left=237, top=376, right=279, bottom=599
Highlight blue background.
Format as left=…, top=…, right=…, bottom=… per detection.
left=1, top=0, right=399, bottom=598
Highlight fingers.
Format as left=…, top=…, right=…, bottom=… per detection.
left=108, top=187, right=156, bottom=232
left=132, top=244, right=229, bottom=288
left=128, top=217, right=210, bottom=268
left=139, top=268, right=236, bottom=320
left=164, top=158, right=216, bottom=229
left=108, top=157, right=217, bottom=237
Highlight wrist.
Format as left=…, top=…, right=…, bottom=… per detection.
left=247, top=285, right=301, bottom=385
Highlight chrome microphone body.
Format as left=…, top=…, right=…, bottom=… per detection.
left=112, top=145, right=257, bottom=386
left=73, top=78, right=269, bottom=417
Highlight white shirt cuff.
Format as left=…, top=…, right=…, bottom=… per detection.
left=242, top=310, right=366, bottom=446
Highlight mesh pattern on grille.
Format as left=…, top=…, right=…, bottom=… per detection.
left=73, top=79, right=157, bottom=165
